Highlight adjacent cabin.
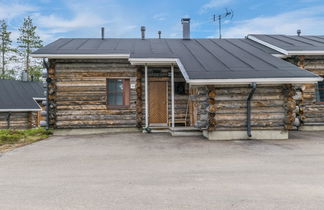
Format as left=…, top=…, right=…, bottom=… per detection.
left=247, top=34, right=324, bottom=130
left=0, top=79, right=45, bottom=129
left=31, top=18, right=322, bottom=140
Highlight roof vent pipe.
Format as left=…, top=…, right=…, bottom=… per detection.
left=297, top=29, right=301, bottom=36
left=141, top=26, right=146, bottom=40
left=158, top=30, right=161, bottom=39
left=181, top=18, right=190, bottom=40
left=101, top=27, right=105, bottom=40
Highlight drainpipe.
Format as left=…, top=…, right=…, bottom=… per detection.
left=6, top=112, right=11, bottom=129
left=43, top=59, right=50, bottom=130
left=247, top=82, right=256, bottom=137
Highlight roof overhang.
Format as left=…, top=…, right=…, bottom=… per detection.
left=31, top=54, right=130, bottom=59
left=129, top=58, right=190, bottom=81
left=247, top=35, right=324, bottom=56
left=0, top=109, right=41, bottom=112
left=31, top=53, right=322, bottom=85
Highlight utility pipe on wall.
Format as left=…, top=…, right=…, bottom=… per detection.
left=247, top=82, right=256, bottom=137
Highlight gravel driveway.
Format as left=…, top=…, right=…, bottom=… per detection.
left=0, top=131, right=324, bottom=210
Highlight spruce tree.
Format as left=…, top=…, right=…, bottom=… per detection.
left=0, top=20, right=15, bottom=79
left=17, top=16, right=43, bottom=80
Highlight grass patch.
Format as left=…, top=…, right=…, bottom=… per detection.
left=0, top=128, right=52, bottom=152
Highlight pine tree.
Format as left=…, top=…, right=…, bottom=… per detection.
left=17, top=16, right=43, bottom=80
left=0, top=20, right=15, bottom=79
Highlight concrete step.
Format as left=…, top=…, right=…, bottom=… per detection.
left=169, top=127, right=202, bottom=136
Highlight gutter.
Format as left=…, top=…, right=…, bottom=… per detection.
left=247, top=82, right=256, bottom=137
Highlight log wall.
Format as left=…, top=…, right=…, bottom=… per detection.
left=0, top=112, right=38, bottom=129
left=285, top=56, right=324, bottom=126
left=50, top=59, right=138, bottom=129
left=190, top=85, right=294, bottom=131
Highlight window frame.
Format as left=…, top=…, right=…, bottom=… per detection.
left=106, top=78, right=130, bottom=109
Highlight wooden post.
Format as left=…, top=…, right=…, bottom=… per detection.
left=171, top=64, right=175, bottom=128
left=145, top=64, right=149, bottom=128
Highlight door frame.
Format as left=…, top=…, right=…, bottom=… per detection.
left=148, top=78, right=168, bottom=126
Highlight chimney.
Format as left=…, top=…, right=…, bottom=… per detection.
left=101, top=27, right=105, bottom=40
left=297, top=29, right=301, bottom=36
left=158, top=31, right=161, bottom=39
left=141, top=26, right=146, bottom=40
left=181, top=18, right=190, bottom=40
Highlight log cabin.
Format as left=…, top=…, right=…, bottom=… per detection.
left=247, top=34, right=324, bottom=131
left=0, top=79, right=45, bottom=129
left=31, top=18, right=322, bottom=140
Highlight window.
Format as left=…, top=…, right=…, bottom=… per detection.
left=317, top=80, right=324, bottom=102
left=106, top=79, right=130, bottom=108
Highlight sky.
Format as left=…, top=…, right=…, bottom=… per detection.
left=1, top=0, right=324, bottom=44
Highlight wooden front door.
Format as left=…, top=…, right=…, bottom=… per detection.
left=149, top=81, right=168, bottom=125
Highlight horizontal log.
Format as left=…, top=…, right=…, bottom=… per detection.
left=215, top=113, right=285, bottom=121
left=216, top=120, right=284, bottom=128
left=57, top=104, right=136, bottom=110
left=57, top=114, right=136, bottom=121
left=56, top=109, right=135, bottom=116
left=56, top=119, right=137, bottom=126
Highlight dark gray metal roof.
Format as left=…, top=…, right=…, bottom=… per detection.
left=248, top=34, right=324, bottom=53
left=32, top=38, right=319, bottom=80
left=0, top=79, right=44, bottom=111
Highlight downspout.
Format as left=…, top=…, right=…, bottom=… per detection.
left=6, top=112, right=11, bottom=129
left=247, top=82, right=256, bottom=137
left=43, top=59, right=50, bottom=130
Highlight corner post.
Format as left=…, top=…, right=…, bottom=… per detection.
left=171, top=64, right=175, bottom=128
left=145, top=64, right=149, bottom=128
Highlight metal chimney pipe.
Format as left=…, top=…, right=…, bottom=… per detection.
left=101, top=27, right=105, bottom=40
left=297, top=29, right=301, bottom=36
left=141, top=26, right=146, bottom=40
left=181, top=18, right=190, bottom=40
left=158, top=31, right=161, bottom=39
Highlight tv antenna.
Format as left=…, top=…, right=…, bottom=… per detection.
left=213, top=8, right=234, bottom=39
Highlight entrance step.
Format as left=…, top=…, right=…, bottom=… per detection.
left=169, top=127, right=203, bottom=136
left=144, top=127, right=203, bottom=136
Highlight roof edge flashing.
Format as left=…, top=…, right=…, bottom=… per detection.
left=31, top=54, right=130, bottom=59
left=188, top=77, right=323, bottom=85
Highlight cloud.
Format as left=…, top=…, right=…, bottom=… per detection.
left=222, top=6, right=324, bottom=38
left=153, top=13, right=167, bottom=21
left=0, top=3, right=37, bottom=20
left=200, top=0, right=232, bottom=12
left=36, top=13, right=108, bottom=32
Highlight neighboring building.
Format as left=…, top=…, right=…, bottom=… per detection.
left=247, top=34, right=324, bottom=130
left=0, top=79, right=45, bottom=129
left=31, top=19, right=322, bottom=140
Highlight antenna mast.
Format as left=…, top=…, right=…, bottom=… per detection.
left=213, top=8, right=234, bottom=39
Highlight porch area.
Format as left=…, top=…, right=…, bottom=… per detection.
left=134, top=62, right=200, bottom=135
